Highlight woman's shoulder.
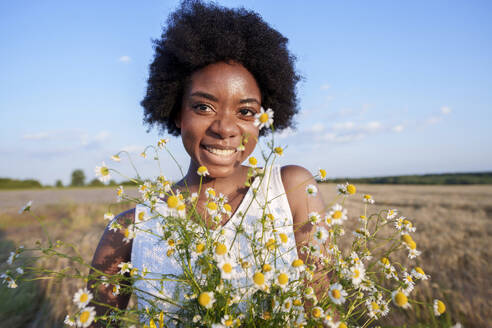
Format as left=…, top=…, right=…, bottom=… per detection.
left=280, top=165, right=316, bottom=190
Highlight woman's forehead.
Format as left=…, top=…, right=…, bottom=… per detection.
left=186, top=62, right=261, bottom=101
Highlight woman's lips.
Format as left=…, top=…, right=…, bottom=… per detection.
left=200, top=144, right=239, bottom=163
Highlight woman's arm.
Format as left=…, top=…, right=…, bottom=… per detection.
left=87, top=208, right=134, bottom=327
left=281, top=165, right=330, bottom=306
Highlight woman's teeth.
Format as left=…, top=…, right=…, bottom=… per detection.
left=205, top=146, right=236, bottom=156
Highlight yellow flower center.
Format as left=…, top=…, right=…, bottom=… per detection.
left=253, top=272, right=265, bottom=285
left=381, top=257, right=390, bottom=265
left=436, top=300, right=446, bottom=314
left=353, top=269, right=360, bottom=278
left=177, top=204, right=186, bottom=211
left=197, top=166, right=208, bottom=174
left=166, top=249, right=174, bottom=257
left=371, top=301, right=379, bottom=310
left=394, top=292, right=408, bottom=307
left=408, top=240, right=417, bottom=250
left=279, top=233, right=288, bottom=243
left=312, top=307, right=321, bottom=318
left=331, top=289, right=341, bottom=299
left=222, top=263, right=232, bottom=273
left=259, top=113, right=269, bottom=123
left=223, top=203, right=232, bottom=212
left=339, top=323, right=347, bottom=328
left=101, top=167, right=109, bottom=176
left=79, top=310, right=90, bottom=323
left=292, top=259, right=304, bottom=267
left=196, top=243, right=205, bottom=253
left=274, top=147, right=283, bottom=155
left=278, top=273, right=288, bottom=285
left=266, top=238, right=276, bottom=250
left=262, top=263, right=272, bottom=272
left=215, top=243, right=227, bottom=255
left=249, top=157, right=258, bottom=166
left=124, top=228, right=130, bottom=238
left=168, top=239, right=175, bottom=247
left=403, top=219, right=412, bottom=227
left=364, top=194, right=372, bottom=199
left=266, top=213, right=274, bottom=221
left=332, top=210, right=342, bottom=219
left=346, top=184, right=356, bottom=194
left=79, top=293, right=88, bottom=303
left=225, top=319, right=233, bottom=326
left=198, top=292, right=211, bottom=307
left=319, top=169, right=327, bottom=179
left=401, top=234, right=413, bottom=244
left=293, top=299, right=302, bottom=306
left=415, top=267, right=425, bottom=275
left=207, top=189, right=216, bottom=197
left=406, top=275, right=413, bottom=282
left=167, top=196, right=179, bottom=208
left=207, top=202, right=218, bottom=211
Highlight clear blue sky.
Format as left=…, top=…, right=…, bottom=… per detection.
left=1, top=0, right=491, bottom=185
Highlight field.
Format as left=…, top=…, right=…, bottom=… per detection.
left=0, top=184, right=490, bottom=327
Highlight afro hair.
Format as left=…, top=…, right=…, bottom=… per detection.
left=141, top=0, right=301, bottom=136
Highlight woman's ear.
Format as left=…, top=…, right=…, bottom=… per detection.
left=174, top=111, right=181, bottom=129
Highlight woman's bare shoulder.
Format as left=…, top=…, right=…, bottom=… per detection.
left=91, top=208, right=135, bottom=272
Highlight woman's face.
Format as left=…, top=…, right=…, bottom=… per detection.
left=177, top=61, right=261, bottom=179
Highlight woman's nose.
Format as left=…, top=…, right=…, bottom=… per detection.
left=210, top=112, right=240, bottom=139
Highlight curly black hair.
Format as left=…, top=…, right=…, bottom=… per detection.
left=141, top=0, right=301, bottom=136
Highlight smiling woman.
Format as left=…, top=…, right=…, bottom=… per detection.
left=88, top=1, right=326, bottom=327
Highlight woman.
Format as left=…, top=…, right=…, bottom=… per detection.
left=89, top=1, right=326, bottom=326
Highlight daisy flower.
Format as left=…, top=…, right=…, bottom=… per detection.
left=402, top=271, right=415, bottom=294
left=197, top=165, right=209, bottom=176
left=18, top=200, right=33, bottom=214
left=314, top=226, right=329, bottom=243
left=73, top=288, right=93, bottom=309
left=198, top=291, right=216, bottom=309
left=217, top=258, right=235, bottom=280
left=103, top=212, right=114, bottom=221
left=111, top=154, right=121, bottom=162
left=329, top=283, right=347, bottom=305
left=6, top=251, right=16, bottom=265
left=411, top=266, right=430, bottom=280
left=308, top=211, right=321, bottom=225
left=363, top=194, right=375, bottom=204
left=318, top=168, right=327, bottom=181
left=326, top=204, right=347, bottom=225
left=304, top=286, right=317, bottom=304
left=76, top=306, right=96, bottom=328
left=311, top=306, right=324, bottom=319
left=252, top=271, right=268, bottom=290
left=274, top=146, right=283, bottom=156
left=392, top=290, right=411, bottom=309
left=157, top=138, right=169, bottom=149
left=112, top=284, right=120, bottom=296
left=64, top=315, right=75, bottom=327
left=275, top=270, right=290, bottom=290
left=349, top=263, right=366, bottom=286
left=122, top=225, right=136, bottom=243
left=117, top=261, right=133, bottom=275
left=434, top=299, right=446, bottom=316
left=365, top=298, right=383, bottom=319
left=214, top=243, right=228, bottom=259
left=387, top=209, right=398, bottom=220
left=248, top=156, right=258, bottom=167
left=306, top=184, right=318, bottom=196
left=206, top=201, right=219, bottom=216
left=222, top=203, right=232, bottom=217
left=254, top=107, right=274, bottom=130
left=94, top=161, right=111, bottom=183
left=116, top=186, right=124, bottom=202
left=220, top=315, right=235, bottom=327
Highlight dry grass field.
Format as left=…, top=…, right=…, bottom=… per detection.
left=0, top=184, right=490, bottom=327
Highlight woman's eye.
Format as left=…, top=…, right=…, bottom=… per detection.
left=239, top=108, right=255, bottom=117
left=192, top=104, right=213, bottom=113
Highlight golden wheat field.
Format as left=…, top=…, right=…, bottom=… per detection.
left=0, top=184, right=490, bottom=328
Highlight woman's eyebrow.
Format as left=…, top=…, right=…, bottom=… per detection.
left=190, top=91, right=218, bottom=102
left=239, top=98, right=260, bottom=105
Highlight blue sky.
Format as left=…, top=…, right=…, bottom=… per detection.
left=1, top=0, right=491, bottom=185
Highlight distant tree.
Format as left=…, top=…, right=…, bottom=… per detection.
left=70, top=169, right=86, bottom=187
left=55, top=180, right=63, bottom=188
left=108, top=179, right=117, bottom=186
left=88, top=178, right=104, bottom=187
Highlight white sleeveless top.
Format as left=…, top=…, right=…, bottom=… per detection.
left=131, top=166, right=300, bottom=324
